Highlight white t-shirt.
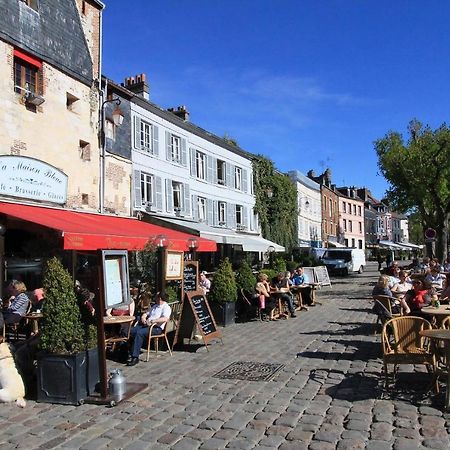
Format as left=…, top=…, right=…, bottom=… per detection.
left=146, top=302, right=171, bottom=330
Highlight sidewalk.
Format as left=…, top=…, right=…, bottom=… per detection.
left=1, top=264, right=449, bottom=449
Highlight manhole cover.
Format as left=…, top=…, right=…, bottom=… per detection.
left=213, top=361, right=285, bottom=382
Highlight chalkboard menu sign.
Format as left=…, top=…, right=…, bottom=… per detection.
left=183, top=262, right=198, bottom=292
left=172, top=291, right=222, bottom=350
left=314, top=266, right=331, bottom=287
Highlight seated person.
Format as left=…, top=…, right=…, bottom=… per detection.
left=291, top=266, right=313, bottom=306
left=271, top=272, right=296, bottom=318
left=127, top=291, right=171, bottom=366
left=372, top=275, right=410, bottom=314
left=106, top=300, right=136, bottom=340
left=2, top=280, right=30, bottom=325
left=254, top=273, right=276, bottom=320
left=404, top=279, right=437, bottom=314
left=425, top=267, right=446, bottom=290
left=443, top=257, right=450, bottom=273
left=30, top=288, right=45, bottom=312
left=391, top=271, right=412, bottom=299
left=439, top=273, right=450, bottom=302
left=199, top=271, right=211, bottom=295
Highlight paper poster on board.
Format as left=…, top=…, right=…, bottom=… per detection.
left=104, top=258, right=123, bottom=307
left=166, top=251, right=183, bottom=279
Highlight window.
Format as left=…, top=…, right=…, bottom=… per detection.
left=352, top=238, right=355, bottom=247
left=343, top=219, right=347, bottom=232
left=79, top=140, right=90, bottom=161
left=197, top=197, right=207, bottom=221
left=342, top=202, right=346, bottom=213
left=217, top=160, right=226, bottom=185
left=105, top=119, right=116, bottom=141
left=196, top=151, right=206, bottom=180
left=81, top=194, right=89, bottom=205
left=348, top=203, right=351, bottom=213
left=358, top=240, right=363, bottom=249
left=359, top=222, right=362, bottom=233
left=349, top=220, right=353, bottom=232
left=358, top=205, right=362, bottom=216
left=329, top=199, right=333, bottom=214
left=170, top=135, right=181, bottom=163
left=66, top=92, right=79, bottom=111
left=234, top=167, right=242, bottom=190
left=218, top=201, right=226, bottom=224
left=14, top=57, right=40, bottom=95
left=344, top=239, right=349, bottom=246
left=236, top=205, right=243, bottom=225
left=353, top=204, right=356, bottom=215
left=140, top=172, right=153, bottom=204
left=20, top=0, right=38, bottom=11
left=140, top=120, right=152, bottom=152
left=82, top=0, right=86, bottom=14
left=172, top=181, right=182, bottom=209
left=323, top=198, right=327, bottom=211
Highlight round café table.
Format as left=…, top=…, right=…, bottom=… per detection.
left=420, top=329, right=450, bottom=410
left=421, top=305, right=450, bottom=328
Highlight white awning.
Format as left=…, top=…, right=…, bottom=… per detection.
left=395, top=242, right=423, bottom=250
left=328, top=241, right=346, bottom=248
left=240, top=236, right=285, bottom=253
left=379, top=240, right=405, bottom=250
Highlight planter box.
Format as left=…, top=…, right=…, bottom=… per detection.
left=211, top=302, right=236, bottom=327
left=36, top=348, right=99, bottom=405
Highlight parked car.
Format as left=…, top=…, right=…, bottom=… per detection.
left=320, top=248, right=366, bottom=275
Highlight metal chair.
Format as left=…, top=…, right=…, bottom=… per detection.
left=381, top=316, right=436, bottom=390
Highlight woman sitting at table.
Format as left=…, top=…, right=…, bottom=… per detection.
left=372, top=275, right=410, bottom=314
left=440, top=273, right=450, bottom=302
left=2, top=280, right=30, bottom=325
left=404, top=279, right=437, bottom=315
left=391, top=271, right=412, bottom=299
left=255, top=273, right=276, bottom=320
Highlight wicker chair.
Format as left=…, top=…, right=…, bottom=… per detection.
left=381, top=316, right=436, bottom=390
left=373, top=295, right=403, bottom=333
left=145, top=323, right=173, bottom=361
left=441, top=316, right=450, bottom=329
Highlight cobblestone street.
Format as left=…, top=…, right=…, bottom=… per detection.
left=2, top=262, right=449, bottom=450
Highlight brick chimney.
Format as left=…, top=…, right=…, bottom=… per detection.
left=167, top=105, right=190, bottom=121
left=122, top=73, right=149, bottom=100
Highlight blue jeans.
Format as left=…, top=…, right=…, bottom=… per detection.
left=129, top=323, right=163, bottom=358
left=279, top=294, right=295, bottom=314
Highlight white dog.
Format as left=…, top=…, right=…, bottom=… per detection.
left=0, top=342, right=26, bottom=407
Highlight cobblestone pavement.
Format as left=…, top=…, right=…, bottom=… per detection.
left=2, top=262, right=450, bottom=450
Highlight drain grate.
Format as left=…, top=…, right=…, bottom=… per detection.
left=213, top=361, right=285, bottom=382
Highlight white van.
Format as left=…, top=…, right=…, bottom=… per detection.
left=320, top=248, right=366, bottom=275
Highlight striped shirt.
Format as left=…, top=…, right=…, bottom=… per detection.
left=7, top=293, right=30, bottom=316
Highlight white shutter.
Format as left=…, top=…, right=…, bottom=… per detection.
left=207, top=199, right=214, bottom=225
left=181, top=138, right=187, bottom=166
left=192, top=195, right=198, bottom=220
left=212, top=157, right=218, bottom=184
left=190, top=148, right=196, bottom=177
left=227, top=202, right=236, bottom=229
left=152, top=125, right=159, bottom=156
left=243, top=206, right=249, bottom=229
left=226, top=163, right=234, bottom=187
left=134, top=116, right=141, bottom=149
left=165, top=179, right=173, bottom=212
left=242, top=169, right=248, bottom=193
left=133, top=170, right=142, bottom=208
left=183, top=184, right=191, bottom=216
left=213, top=200, right=218, bottom=226
left=155, top=176, right=163, bottom=211
left=206, top=155, right=214, bottom=182
left=165, top=131, right=171, bottom=160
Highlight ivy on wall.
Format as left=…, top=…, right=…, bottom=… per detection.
left=253, top=155, right=298, bottom=252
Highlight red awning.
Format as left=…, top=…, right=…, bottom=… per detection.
left=0, top=202, right=217, bottom=252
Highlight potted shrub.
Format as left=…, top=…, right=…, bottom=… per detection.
left=36, top=257, right=99, bottom=405
left=235, top=260, right=256, bottom=320
left=209, top=258, right=238, bottom=327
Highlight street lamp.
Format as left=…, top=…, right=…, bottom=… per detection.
left=187, top=236, right=199, bottom=261
left=99, top=96, right=124, bottom=214
left=154, top=234, right=168, bottom=294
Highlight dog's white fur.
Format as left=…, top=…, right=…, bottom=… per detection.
left=0, top=342, right=26, bottom=407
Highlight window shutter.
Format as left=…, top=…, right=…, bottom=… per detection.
left=226, top=163, right=233, bottom=187
left=227, top=202, right=236, bottom=229
left=152, top=125, right=159, bottom=156
left=189, top=148, right=196, bottom=176
left=165, top=131, right=171, bottom=160
left=133, top=170, right=142, bottom=208
left=207, top=199, right=214, bottom=225
left=183, top=183, right=191, bottom=216
left=206, top=155, right=214, bottom=182
left=243, top=206, right=249, bottom=228
left=242, top=169, right=248, bottom=193
left=134, top=116, right=141, bottom=149
left=155, top=176, right=163, bottom=211
left=181, top=138, right=187, bottom=166
left=192, top=195, right=198, bottom=220
left=212, top=157, right=218, bottom=184
left=213, top=200, right=218, bottom=226
left=165, top=179, right=173, bottom=212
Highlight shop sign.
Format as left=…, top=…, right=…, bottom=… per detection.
left=0, top=156, right=67, bottom=204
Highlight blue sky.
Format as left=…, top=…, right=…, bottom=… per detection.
left=102, top=1, right=450, bottom=200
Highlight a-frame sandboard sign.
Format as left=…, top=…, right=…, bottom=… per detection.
left=172, top=291, right=223, bottom=351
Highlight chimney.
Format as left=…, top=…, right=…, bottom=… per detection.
left=122, top=73, right=149, bottom=100
left=167, top=105, right=190, bottom=121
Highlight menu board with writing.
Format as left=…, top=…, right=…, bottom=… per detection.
left=183, top=262, right=198, bottom=292
left=172, top=291, right=222, bottom=350
left=314, top=266, right=331, bottom=287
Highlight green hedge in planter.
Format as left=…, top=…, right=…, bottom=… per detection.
left=209, top=258, right=238, bottom=303
left=236, top=260, right=256, bottom=295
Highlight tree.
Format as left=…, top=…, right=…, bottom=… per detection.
left=375, top=120, right=450, bottom=261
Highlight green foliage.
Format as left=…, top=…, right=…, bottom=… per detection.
left=128, top=240, right=158, bottom=289
left=165, top=284, right=180, bottom=304
left=259, top=268, right=277, bottom=281
left=273, top=258, right=287, bottom=274
left=253, top=156, right=298, bottom=251
left=209, top=258, right=238, bottom=303
left=39, top=257, right=86, bottom=354
left=285, top=260, right=298, bottom=272
left=375, top=120, right=450, bottom=261
left=235, top=260, right=256, bottom=295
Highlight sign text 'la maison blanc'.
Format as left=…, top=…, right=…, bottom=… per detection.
left=0, top=156, right=68, bottom=204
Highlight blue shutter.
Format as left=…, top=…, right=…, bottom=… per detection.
left=165, top=179, right=173, bottom=212
left=134, top=116, right=141, bottom=149
left=155, top=176, right=162, bottom=211
left=181, top=138, right=187, bottom=166
left=207, top=199, right=214, bottom=225
left=134, top=170, right=142, bottom=208
left=207, top=155, right=214, bottom=183
left=152, top=125, right=159, bottom=156
left=190, top=148, right=196, bottom=177
left=183, top=184, right=190, bottom=216
left=242, top=169, right=248, bottom=193
left=165, top=131, right=171, bottom=160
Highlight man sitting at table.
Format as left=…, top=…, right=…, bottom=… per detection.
left=271, top=272, right=296, bottom=318
left=292, top=266, right=313, bottom=306
left=127, top=292, right=171, bottom=366
left=425, top=267, right=446, bottom=290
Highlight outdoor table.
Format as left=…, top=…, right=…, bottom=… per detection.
left=103, top=315, right=135, bottom=351
left=291, top=285, right=309, bottom=310
left=269, top=288, right=290, bottom=319
left=25, top=312, right=43, bottom=335
left=420, top=329, right=450, bottom=410
left=421, top=305, right=450, bottom=328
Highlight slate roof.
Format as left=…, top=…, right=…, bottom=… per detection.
left=0, top=0, right=94, bottom=86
